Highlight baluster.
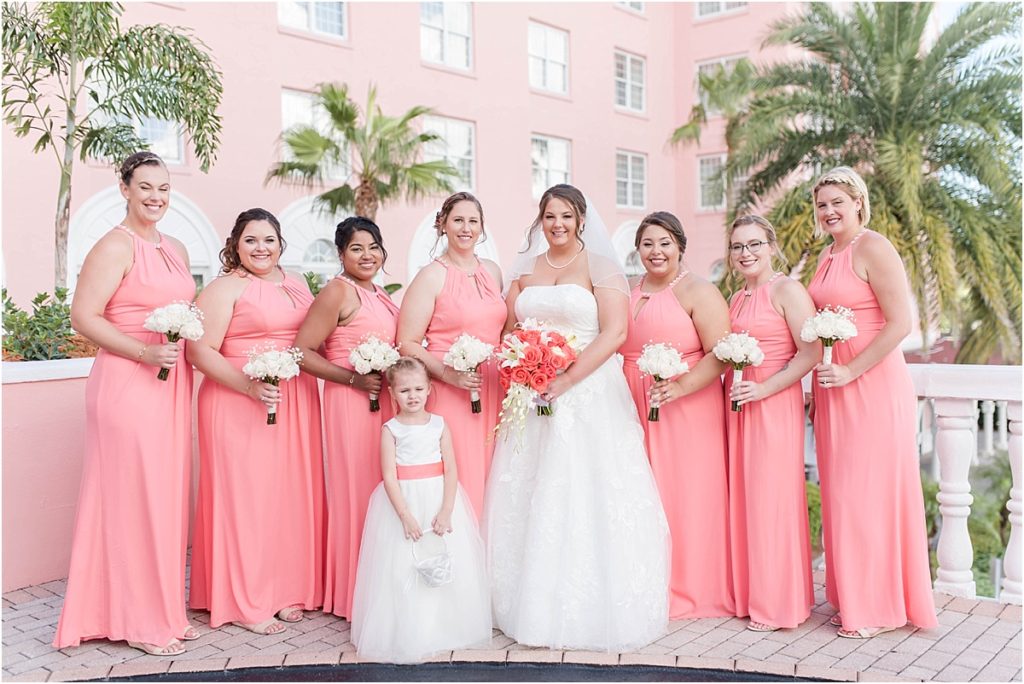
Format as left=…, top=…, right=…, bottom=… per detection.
left=981, top=400, right=995, bottom=457
left=997, top=400, right=1009, bottom=451
left=933, top=398, right=977, bottom=598
left=1001, top=402, right=1021, bottom=604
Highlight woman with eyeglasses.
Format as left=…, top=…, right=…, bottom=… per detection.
left=807, top=167, right=936, bottom=639
left=724, top=215, right=819, bottom=633
left=622, top=211, right=735, bottom=619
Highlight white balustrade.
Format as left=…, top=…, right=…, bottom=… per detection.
left=1001, top=402, right=1021, bottom=604
left=997, top=400, right=1009, bottom=451
left=933, top=398, right=978, bottom=597
left=981, top=399, right=995, bottom=457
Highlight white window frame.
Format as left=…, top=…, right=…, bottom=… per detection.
left=530, top=134, right=572, bottom=199
left=696, top=53, right=745, bottom=116
left=528, top=21, right=569, bottom=95
left=614, top=50, right=646, bottom=113
left=420, top=2, right=472, bottom=70
left=615, top=150, right=646, bottom=210
left=280, top=88, right=349, bottom=181
left=696, top=1, right=748, bottom=19
left=422, top=115, right=476, bottom=191
left=134, top=116, right=185, bottom=165
left=278, top=1, right=347, bottom=39
left=615, top=1, right=645, bottom=12
left=698, top=154, right=727, bottom=211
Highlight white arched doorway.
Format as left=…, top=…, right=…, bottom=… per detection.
left=68, top=186, right=220, bottom=292
left=277, top=197, right=344, bottom=287
left=406, top=211, right=501, bottom=282
left=612, top=220, right=644, bottom=278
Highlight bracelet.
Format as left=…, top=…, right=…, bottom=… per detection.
left=348, top=372, right=356, bottom=386
left=245, top=379, right=255, bottom=397
left=137, top=345, right=147, bottom=361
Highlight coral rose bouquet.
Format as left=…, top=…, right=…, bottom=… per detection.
left=242, top=345, right=303, bottom=425
left=443, top=333, right=494, bottom=414
left=713, top=332, right=765, bottom=412
left=637, top=342, right=690, bottom=422
left=349, top=335, right=401, bottom=411
left=495, top=319, right=578, bottom=441
left=800, top=305, right=858, bottom=367
left=143, top=301, right=204, bottom=380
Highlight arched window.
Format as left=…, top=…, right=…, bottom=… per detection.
left=612, top=221, right=644, bottom=278
left=709, top=259, right=726, bottom=283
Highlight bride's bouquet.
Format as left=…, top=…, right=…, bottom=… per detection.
left=349, top=335, right=401, bottom=411
left=443, top=334, right=494, bottom=414
left=242, top=345, right=303, bottom=425
left=713, top=332, right=765, bottom=412
left=495, top=319, right=578, bottom=440
left=637, top=342, right=690, bottom=422
left=143, top=301, right=204, bottom=381
left=800, top=305, right=858, bottom=367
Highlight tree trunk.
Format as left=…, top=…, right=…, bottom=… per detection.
left=54, top=167, right=71, bottom=289
left=354, top=177, right=378, bottom=221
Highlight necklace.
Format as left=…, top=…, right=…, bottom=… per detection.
left=442, top=254, right=479, bottom=278
left=743, top=271, right=782, bottom=296
left=544, top=248, right=584, bottom=270
left=638, top=270, right=688, bottom=299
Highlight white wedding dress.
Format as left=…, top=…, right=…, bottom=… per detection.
left=483, top=283, right=670, bottom=652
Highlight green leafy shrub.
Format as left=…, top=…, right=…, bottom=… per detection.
left=806, top=480, right=822, bottom=553
left=303, top=271, right=324, bottom=296
left=2, top=288, right=75, bottom=360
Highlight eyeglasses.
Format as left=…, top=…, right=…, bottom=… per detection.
left=729, top=240, right=769, bottom=255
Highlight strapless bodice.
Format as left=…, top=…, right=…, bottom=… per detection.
left=515, top=284, right=600, bottom=344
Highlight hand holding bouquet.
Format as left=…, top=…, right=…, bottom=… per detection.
left=242, top=345, right=303, bottom=424
left=143, top=301, right=205, bottom=380
left=800, top=305, right=858, bottom=366
left=637, top=342, right=690, bottom=422
left=713, top=332, right=764, bottom=412
left=443, top=334, right=494, bottom=413
left=349, top=335, right=401, bottom=411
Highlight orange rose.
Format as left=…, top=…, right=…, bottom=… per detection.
left=522, top=346, right=542, bottom=367
left=510, top=366, right=531, bottom=386
left=529, top=371, right=550, bottom=392
left=499, top=374, right=511, bottom=390
left=549, top=353, right=568, bottom=370
left=521, top=329, right=541, bottom=345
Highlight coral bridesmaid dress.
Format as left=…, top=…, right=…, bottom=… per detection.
left=422, top=259, right=506, bottom=516
left=321, top=276, right=400, bottom=619
left=621, top=279, right=735, bottom=619
left=189, top=273, right=326, bottom=627
left=54, top=226, right=196, bottom=648
left=808, top=230, right=937, bottom=631
left=726, top=275, right=814, bottom=629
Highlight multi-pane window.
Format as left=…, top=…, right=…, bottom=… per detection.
left=303, top=239, right=341, bottom=286
left=420, top=2, right=472, bottom=70
left=278, top=1, right=346, bottom=38
left=699, top=155, right=726, bottom=210
left=531, top=135, right=571, bottom=199
left=615, top=150, right=646, bottom=208
left=528, top=22, right=569, bottom=94
left=615, top=1, right=645, bottom=11
left=614, top=51, right=645, bottom=112
left=280, top=89, right=348, bottom=180
left=696, top=1, right=747, bottom=18
left=423, top=115, right=475, bottom=190
left=696, top=55, right=743, bottom=115
left=136, top=117, right=184, bottom=164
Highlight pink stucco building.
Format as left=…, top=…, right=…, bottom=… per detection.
left=2, top=1, right=799, bottom=305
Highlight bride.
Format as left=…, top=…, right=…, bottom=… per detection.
left=483, top=184, right=670, bottom=651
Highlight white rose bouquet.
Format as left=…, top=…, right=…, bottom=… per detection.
left=443, top=333, right=494, bottom=414
left=242, top=345, right=303, bottom=425
left=637, top=342, right=690, bottom=422
left=712, top=331, right=765, bottom=412
left=143, top=301, right=205, bottom=381
left=349, top=335, right=401, bottom=411
left=800, top=305, right=858, bottom=366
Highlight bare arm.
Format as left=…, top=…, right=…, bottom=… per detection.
left=396, top=263, right=469, bottom=387
left=432, top=422, right=458, bottom=535
left=667, top=279, right=731, bottom=398
left=545, top=286, right=628, bottom=400
left=380, top=426, right=422, bottom=541
left=70, top=231, right=179, bottom=369
left=501, top=279, right=522, bottom=337
left=482, top=259, right=504, bottom=295
left=817, top=235, right=912, bottom=387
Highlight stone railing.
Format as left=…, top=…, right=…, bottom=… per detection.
left=907, top=364, right=1022, bottom=605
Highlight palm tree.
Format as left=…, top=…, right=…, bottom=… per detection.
left=673, top=2, right=1021, bottom=363
left=266, top=82, right=459, bottom=221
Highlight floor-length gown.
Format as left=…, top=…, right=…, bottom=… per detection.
left=54, top=226, right=195, bottom=648
left=423, top=259, right=506, bottom=516
left=620, top=280, right=735, bottom=620
left=322, top=276, right=400, bottom=619
left=189, top=273, right=326, bottom=627
left=484, top=284, right=670, bottom=651
left=808, top=230, right=937, bottom=630
left=725, top=275, right=813, bottom=628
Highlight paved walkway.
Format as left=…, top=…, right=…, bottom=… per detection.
left=2, top=572, right=1020, bottom=682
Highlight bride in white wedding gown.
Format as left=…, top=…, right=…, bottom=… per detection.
left=483, top=185, right=669, bottom=652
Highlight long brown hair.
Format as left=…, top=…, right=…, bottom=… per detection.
left=219, top=208, right=286, bottom=273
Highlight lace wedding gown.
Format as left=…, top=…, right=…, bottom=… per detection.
left=483, top=284, right=670, bottom=652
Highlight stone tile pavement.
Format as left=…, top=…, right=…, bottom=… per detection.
left=2, top=572, right=1021, bottom=682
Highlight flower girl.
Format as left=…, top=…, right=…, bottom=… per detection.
left=351, top=357, right=492, bottom=663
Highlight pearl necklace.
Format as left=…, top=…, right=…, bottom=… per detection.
left=638, top=270, right=688, bottom=299
left=544, top=248, right=584, bottom=270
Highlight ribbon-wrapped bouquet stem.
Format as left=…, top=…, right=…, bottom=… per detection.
left=637, top=342, right=689, bottom=422
left=800, top=305, right=858, bottom=368
left=242, top=345, right=303, bottom=425
left=443, top=333, right=494, bottom=414
left=713, top=332, right=765, bottom=412
left=143, top=301, right=204, bottom=381
left=349, top=335, right=401, bottom=411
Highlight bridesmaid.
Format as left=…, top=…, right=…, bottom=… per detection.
left=724, top=215, right=818, bottom=632
left=54, top=152, right=199, bottom=655
left=396, top=192, right=505, bottom=516
left=808, top=166, right=937, bottom=638
left=294, top=216, right=400, bottom=620
left=622, top=211, right=735, bottom=619
left=187, top=208, right=326, bottom=634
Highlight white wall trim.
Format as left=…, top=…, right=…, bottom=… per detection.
left=2, top=358, right=94, bottom=384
